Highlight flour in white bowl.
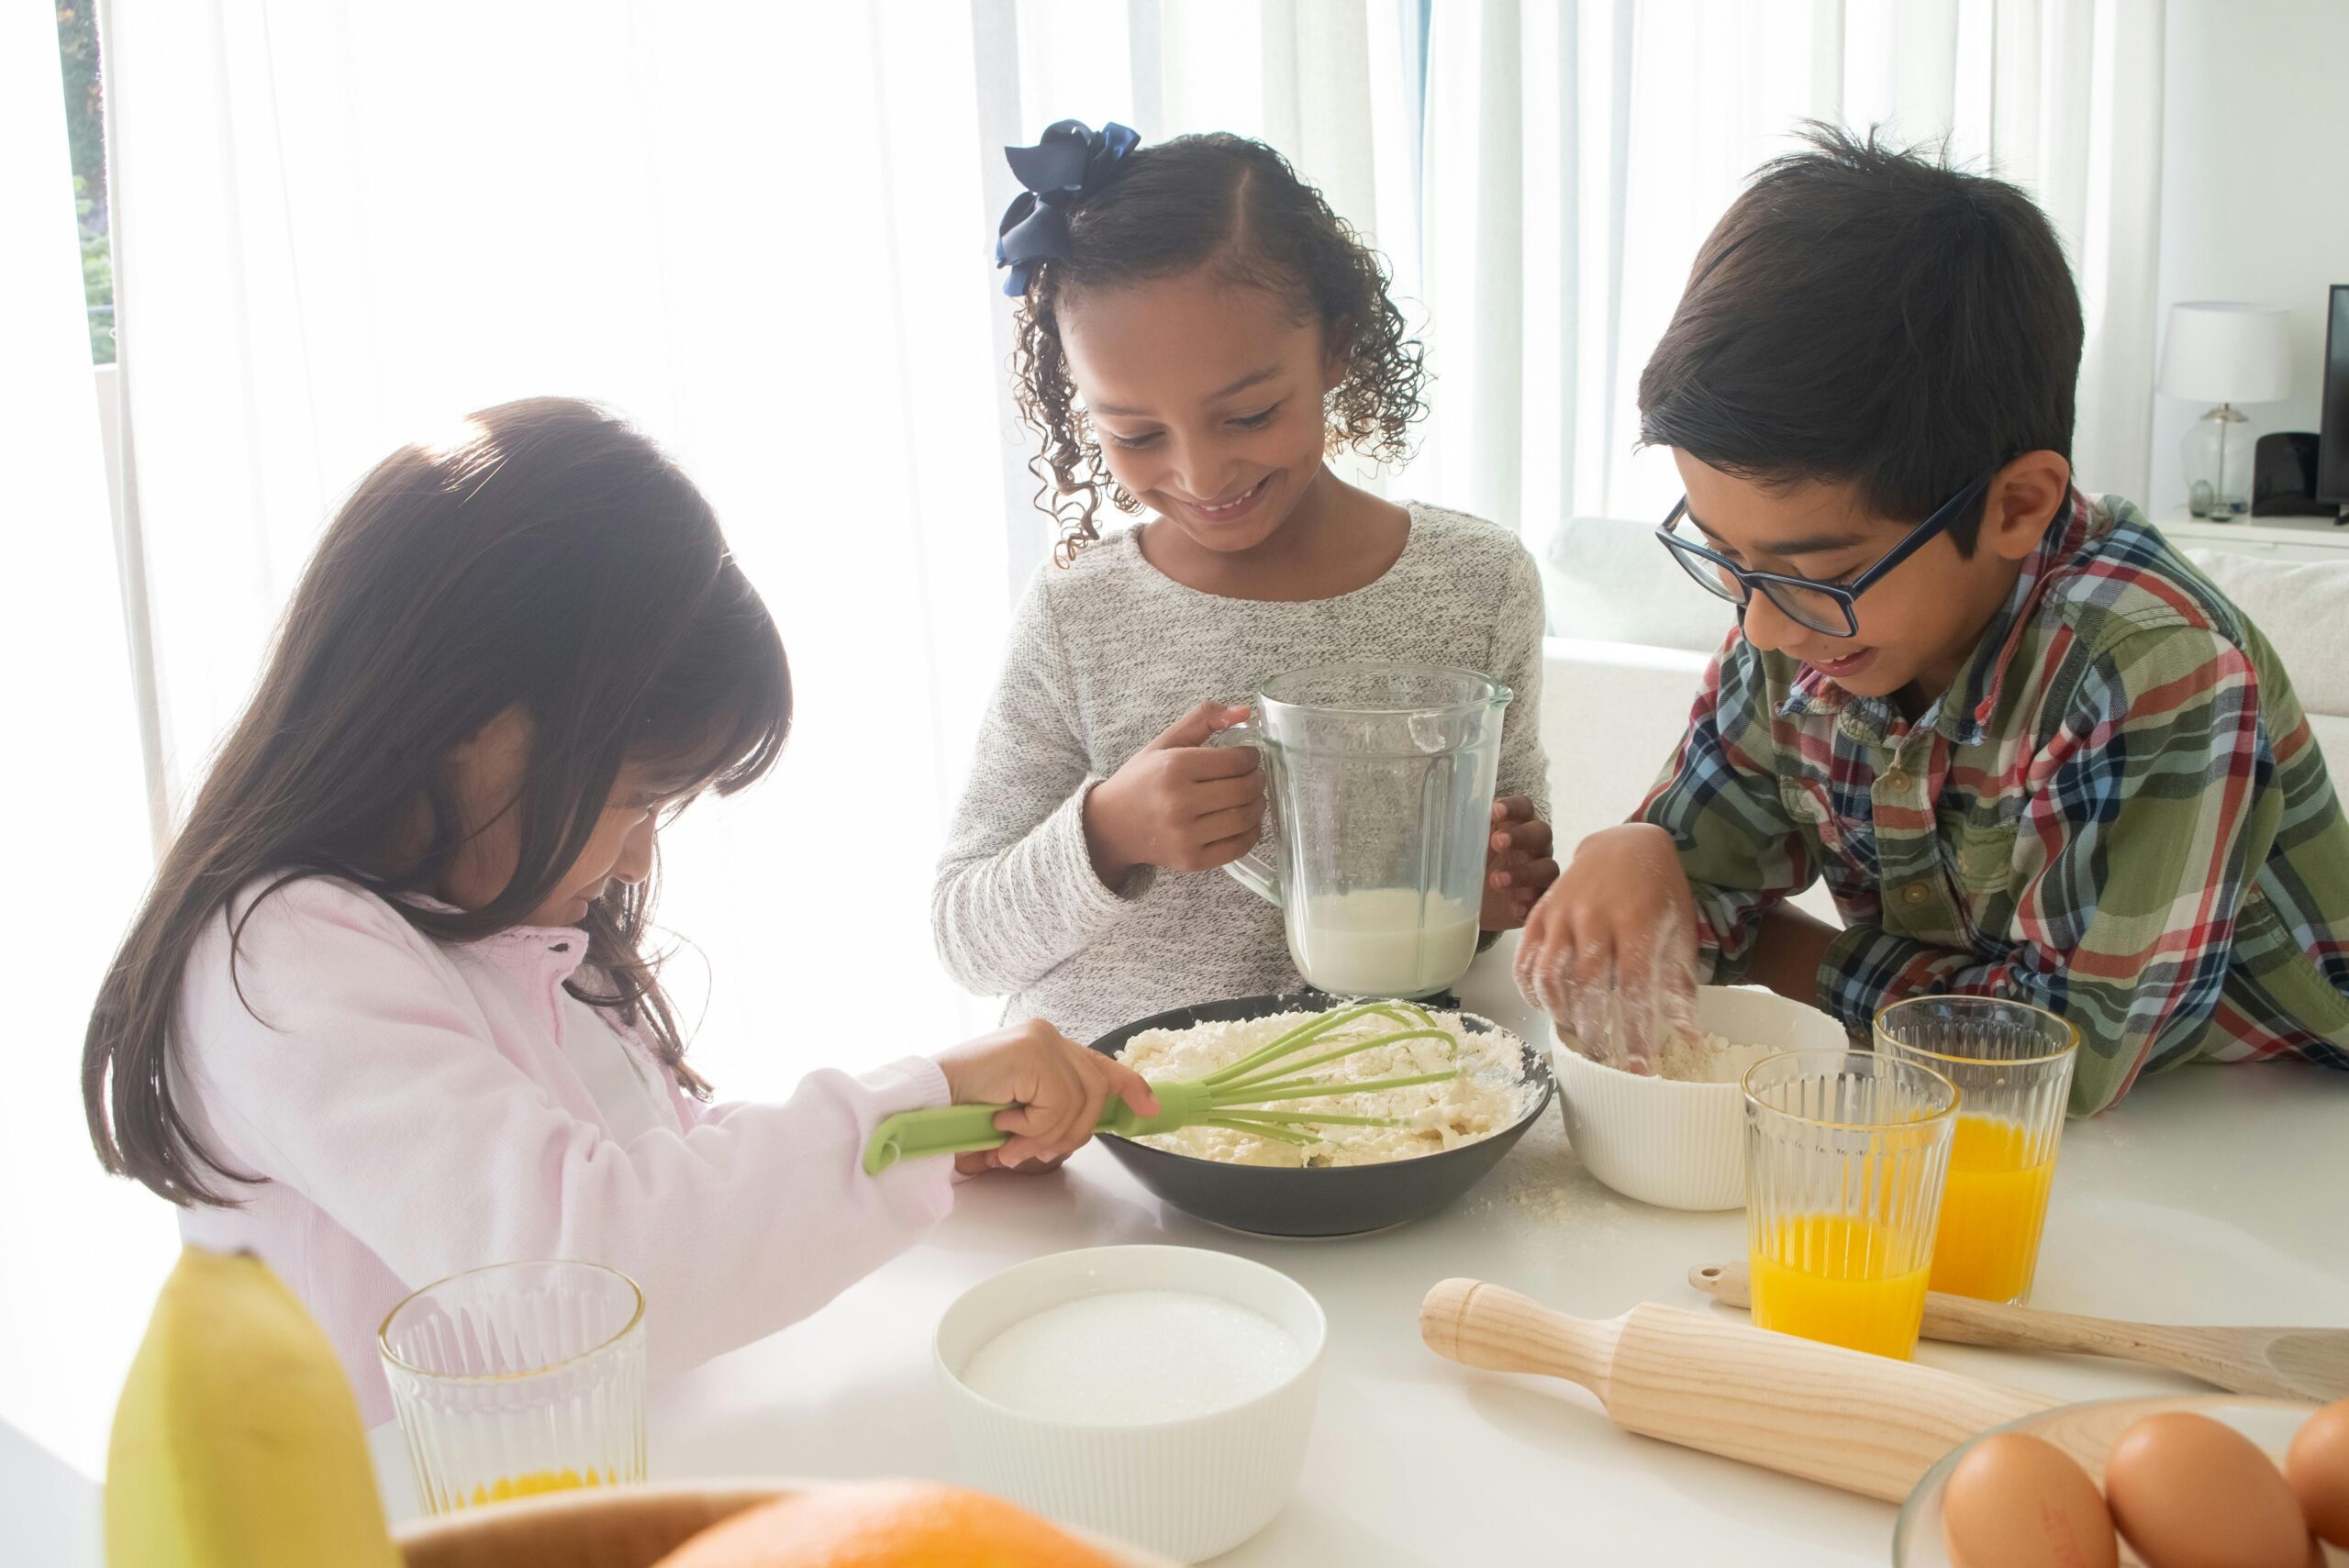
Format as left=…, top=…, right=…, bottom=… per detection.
left=1655, top=1029, right=1782, bottom=1084
left=1563, top=1028, right=1780, bottom=1084
left=959, top=1290, right=1303, bottom=1424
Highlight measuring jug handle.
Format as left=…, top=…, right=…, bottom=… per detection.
left=1205, top=720, right=1281, bottom=908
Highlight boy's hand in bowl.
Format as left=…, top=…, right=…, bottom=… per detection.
left=1513, top=823, right=1699, bottom=1073
left=1482, top=795, right=1559, bottom=929
left=934, top=1018, right=1159, bottom=1171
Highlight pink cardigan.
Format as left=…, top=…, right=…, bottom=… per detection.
left=172, top=876, right=953, bottom=1422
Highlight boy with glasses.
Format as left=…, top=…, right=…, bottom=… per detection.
left=1517, top=127, right=2349, bottom=1114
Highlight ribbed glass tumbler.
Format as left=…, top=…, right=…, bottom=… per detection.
left=1875, top=996, right=2079, bottom=1304
left=379, top=1259, right=647, bottom=1515
left=1743, top=1050, right=1958, bottom=1360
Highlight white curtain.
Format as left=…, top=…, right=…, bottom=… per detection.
left=0, top=0, right=180, bottom=1486
left=1403, top=0, right=2168, bottom=540
left=93, top=0, right=2167, bottom=1089
left=95, top=0, right=1414, bottom=1097
left=103, top=0, right=1034, bottom=1096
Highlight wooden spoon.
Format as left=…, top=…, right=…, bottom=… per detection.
left=1690, top=1261, right=2349, bottom=1402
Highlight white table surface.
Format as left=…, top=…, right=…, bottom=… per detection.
left=360, top=933, right=2349, bottom=1566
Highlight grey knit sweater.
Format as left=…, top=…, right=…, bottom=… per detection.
left=931, top=503, right=1551, bottom=1042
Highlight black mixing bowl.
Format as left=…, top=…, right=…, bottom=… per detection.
left=1087, top=991, right=1554, bottom=1238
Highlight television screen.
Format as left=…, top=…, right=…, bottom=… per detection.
left=2319, top=284, right=2349, bottom=506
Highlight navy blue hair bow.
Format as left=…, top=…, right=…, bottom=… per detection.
left=996, top=119, right=1141, bottom=297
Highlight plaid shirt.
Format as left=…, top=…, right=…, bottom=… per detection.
left=1640, top=490, right=2349, bottom=1114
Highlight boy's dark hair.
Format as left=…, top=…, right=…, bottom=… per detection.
left=1639, top=124, right=2083, bottom=553
left=83, top=398, right=791, bottom=1206
left=1011, top=132, right=1427, bottom=562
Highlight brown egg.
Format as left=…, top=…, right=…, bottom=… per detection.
left=2288, top=1398, right=2349, bottom=1549
left=2104, top=1411, right=2313, bottom=1568
left=1941, top=1432, right=2118, bottom=1568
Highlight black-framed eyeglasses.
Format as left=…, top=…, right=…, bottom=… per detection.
left=1654, top=470, right=1998, bottom=639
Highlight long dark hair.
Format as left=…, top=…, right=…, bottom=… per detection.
left=84, top=397, right=791, bottom=1206
left=1009, top=132, right=1428, bottom=562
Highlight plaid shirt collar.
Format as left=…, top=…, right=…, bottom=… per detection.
left=1774, top=488, right=2099, bottom=747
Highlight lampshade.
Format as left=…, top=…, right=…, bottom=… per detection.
left=2159, top=301, right=2292, bottom=404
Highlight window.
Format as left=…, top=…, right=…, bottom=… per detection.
left=56, top=2, right=113, bottom=365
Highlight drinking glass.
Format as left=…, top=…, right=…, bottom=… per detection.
left=1875, top=996, right=2079, bottom=1303
left=1743, top=1050, right=1958, bottom=1359
left=380, top=1260, right=647, bottom=1515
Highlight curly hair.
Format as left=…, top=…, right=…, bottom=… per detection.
left=1008, top=133, right=1428, bottom=564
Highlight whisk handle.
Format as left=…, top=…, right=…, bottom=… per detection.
left=861, top=1105, right=1014, bottom=1173
left=860, top=1079, right=1217, bottom=1173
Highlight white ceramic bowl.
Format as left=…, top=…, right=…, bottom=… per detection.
left=934, top=1245, right=1325, bottom=1564
left=1550, top=984, right=1849, bottom=1209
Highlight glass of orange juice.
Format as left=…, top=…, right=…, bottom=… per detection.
left=1875, top=996, right=2079, bottom=1304
left=1742, top=1050, right=1958, bottom=1359
left=380, top=1260, right=647, bottom=1515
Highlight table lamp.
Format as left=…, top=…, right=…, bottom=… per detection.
left=2160, top=301, right=2292, bottom=518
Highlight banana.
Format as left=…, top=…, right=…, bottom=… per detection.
left=106, top=1244, right=402, bottom=1568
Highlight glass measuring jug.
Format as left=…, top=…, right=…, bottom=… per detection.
left=1211, top=663, right=1511, bottom=999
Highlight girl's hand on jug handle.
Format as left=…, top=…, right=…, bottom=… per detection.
left=1514, top=823, right=1700, bottom=1073
left=1482, top=796, right=1558, bottom=930
left=1083, top=702, right=1262, bottom=885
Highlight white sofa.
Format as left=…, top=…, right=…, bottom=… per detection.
left=1535, top=519, right=2349, bottom=887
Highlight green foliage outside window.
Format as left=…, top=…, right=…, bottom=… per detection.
left=58, top=3, right=114, bottom=364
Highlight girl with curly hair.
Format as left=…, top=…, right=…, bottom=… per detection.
left=935, top=124, right=1557, bottom=1042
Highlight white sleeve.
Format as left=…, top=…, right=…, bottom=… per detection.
left=175, top=878, right=953, bottom=1379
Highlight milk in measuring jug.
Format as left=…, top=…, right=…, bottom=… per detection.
left=1288, top=887, right=1478, bottom=997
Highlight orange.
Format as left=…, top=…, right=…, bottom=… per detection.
left=652, top=1480, right=1122, bottom=1568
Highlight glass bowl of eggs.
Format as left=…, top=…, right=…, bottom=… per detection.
left=1893, top=1393, right=2347, bottom=1568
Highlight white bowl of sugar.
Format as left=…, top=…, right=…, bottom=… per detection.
left=933, top=1244, right=1324, bottom=1564
left=1551, top=984, right=1850, bottom=1210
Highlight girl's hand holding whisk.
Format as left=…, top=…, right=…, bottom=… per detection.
left=935, top=1019, right=1160, bottom=1173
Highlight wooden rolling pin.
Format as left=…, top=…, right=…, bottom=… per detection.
left=1420, top=1278, right=2056, bottom=1502
left=1691, top=1260, right=2349, bottom=1403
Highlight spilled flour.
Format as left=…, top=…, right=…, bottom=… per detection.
left=1115, top=1006, right=1536, bottom=1169
left=1460, top=1103, right=1639, bottom=1248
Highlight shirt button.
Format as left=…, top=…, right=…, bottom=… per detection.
left=1901, top=884, right=1930, bottom=906
left=1883, top=768, right=1913, bottom=793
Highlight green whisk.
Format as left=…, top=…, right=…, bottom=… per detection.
left=861, top=1001, right=1461, bottom=1174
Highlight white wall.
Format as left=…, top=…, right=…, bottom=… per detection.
left=2145, top=0, right=2349, bottom=517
